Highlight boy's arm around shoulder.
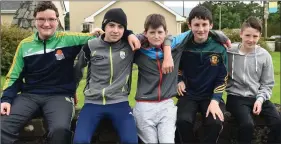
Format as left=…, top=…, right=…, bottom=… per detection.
left=74, top=42, right=91, bottom=88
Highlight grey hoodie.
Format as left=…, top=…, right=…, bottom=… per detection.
left=74, top=35, right=134, bottom=105
left=226, top=43, right=274, bottom=102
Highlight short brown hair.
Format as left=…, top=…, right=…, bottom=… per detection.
left=33, top=1, right=59, bottom=17
left=241, top=16, right=262, bottom=33
left=144, top=14, right=167, bottom=32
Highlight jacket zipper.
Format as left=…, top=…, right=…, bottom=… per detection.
left=43, top=40, right=46, bottom=54
left=102, top=46, right=113, bottom=105
left=156, top=49, right=163, bottom=101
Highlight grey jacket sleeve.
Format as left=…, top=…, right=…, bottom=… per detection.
left=74, top=43, right=91, bottom=87
left=257, top=53, right=274, bottom=102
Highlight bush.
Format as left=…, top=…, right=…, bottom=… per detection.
left=1, top=24, right=32, bottom=75
left=222, top=28, right=271, bottom=52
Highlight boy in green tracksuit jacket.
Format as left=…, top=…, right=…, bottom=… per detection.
left=176, top=6, right=228, bottom=143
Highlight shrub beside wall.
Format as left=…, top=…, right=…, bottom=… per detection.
left=1, top=24, right=32, bottom=75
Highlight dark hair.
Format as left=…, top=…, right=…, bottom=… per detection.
left=33, top=1, right=59, bottom=17
left=241, top=16, right=262, bottom=33
left=188, top=6, right=212, bottom=24
left=144, top=14, right=167, bottom=32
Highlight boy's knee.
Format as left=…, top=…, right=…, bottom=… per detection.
left=177, top=113, right=195, bottom=124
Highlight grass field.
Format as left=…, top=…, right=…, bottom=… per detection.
left=1, top=52, right=280, bottom=107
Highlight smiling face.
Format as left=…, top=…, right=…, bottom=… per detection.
left=239, top=16, right=262, bottom=50
left=103, top=21, right=125, bottom=43
left=188, top=17, right=213, bottom=43
left=35, top=9, right=58, bottom=40
left=240, top=27, right=261, bottom=50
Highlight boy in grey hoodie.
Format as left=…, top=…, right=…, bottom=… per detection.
left=226, top=16, right=281, bottom=144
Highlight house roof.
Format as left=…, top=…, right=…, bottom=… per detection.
left=84, top=1, right=186, bottom=23
left=1, top=1, right=66, bottom=13
left=1, top=1, right=22, bottom=13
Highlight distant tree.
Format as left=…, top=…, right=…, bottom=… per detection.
left=199, top=1, right=263, bottom=30
left=181, top=21, right=189, bottom=33
left=64, top=12, right=70, bottom=31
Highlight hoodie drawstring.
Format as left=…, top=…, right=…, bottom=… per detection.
left=255, top=47, right=257, bottom=72
left=232, top=54, right=235, bottom=79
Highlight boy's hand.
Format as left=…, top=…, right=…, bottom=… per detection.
left=128, top=34, right=141, bottom=51
left=90, top=28, right=104, bottom=36
left=162, top=56, right=174, bottom=74
left=206, top=100, right=224, bottom=121
left=162, top=45, right=174, bottom=74
left=253, top=100, right=262, bottom=115
left=177, top=81, right=186, bottom=96
left=1, top=102, right=11, bottom=115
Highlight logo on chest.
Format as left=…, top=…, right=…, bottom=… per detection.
left=120, top=51, right=126, bottom=59
left=55, top=49, right=65, bottom=60
left=210, top=54, right=219, bottom=66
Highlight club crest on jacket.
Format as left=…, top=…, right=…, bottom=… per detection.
left=120, top=51, right=126, bottom=59
left=210, top=54, right=219, bottom=66
left=55, top=49, right=65, bottom=60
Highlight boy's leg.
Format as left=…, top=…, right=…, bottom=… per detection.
left=260, top=101, right=281, bottom=143
left=199, top=99, right=225, bottom=143
left=108, top=102, right=138, bottom=143
left=42, top=96, right=75, bottom=144
left=73, top=103, right=104, bottom=144
left=157, top=99, right=177, bottom=143
left=176, top=98, right=198, bottom=143
left=1, top=94, right=40, bottom=144
left=133, top=102, right=158, bottom=143
left=226, top=95, right=255, bottom=144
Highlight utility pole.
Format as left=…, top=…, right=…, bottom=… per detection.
left=183, top=1, right=185, bottom=17
left=219, top=4, right=222, bottom=30
left=264, top=1, right=269, bottom=38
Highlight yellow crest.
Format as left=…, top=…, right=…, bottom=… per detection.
left=210, top=54, right=219, bottom=66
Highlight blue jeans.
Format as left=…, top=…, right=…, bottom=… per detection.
left=73, top=102, right=138, bottom=144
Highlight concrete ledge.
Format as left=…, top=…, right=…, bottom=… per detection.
left=18, top=104, right=281, bottom=144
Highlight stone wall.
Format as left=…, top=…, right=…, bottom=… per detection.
left=18, top=104, right=281, bottom=144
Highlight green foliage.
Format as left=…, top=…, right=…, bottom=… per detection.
left=181, top=21, right=189, bottom=33
left=200, top=1, right=263, bottom=30
left=267, top=6, right=281, bottom=37
left=64, top=12, right=70, bottom=31
left=1, top=24, right=32, bottom=75
left=222, top=28, right=241, bottom=42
